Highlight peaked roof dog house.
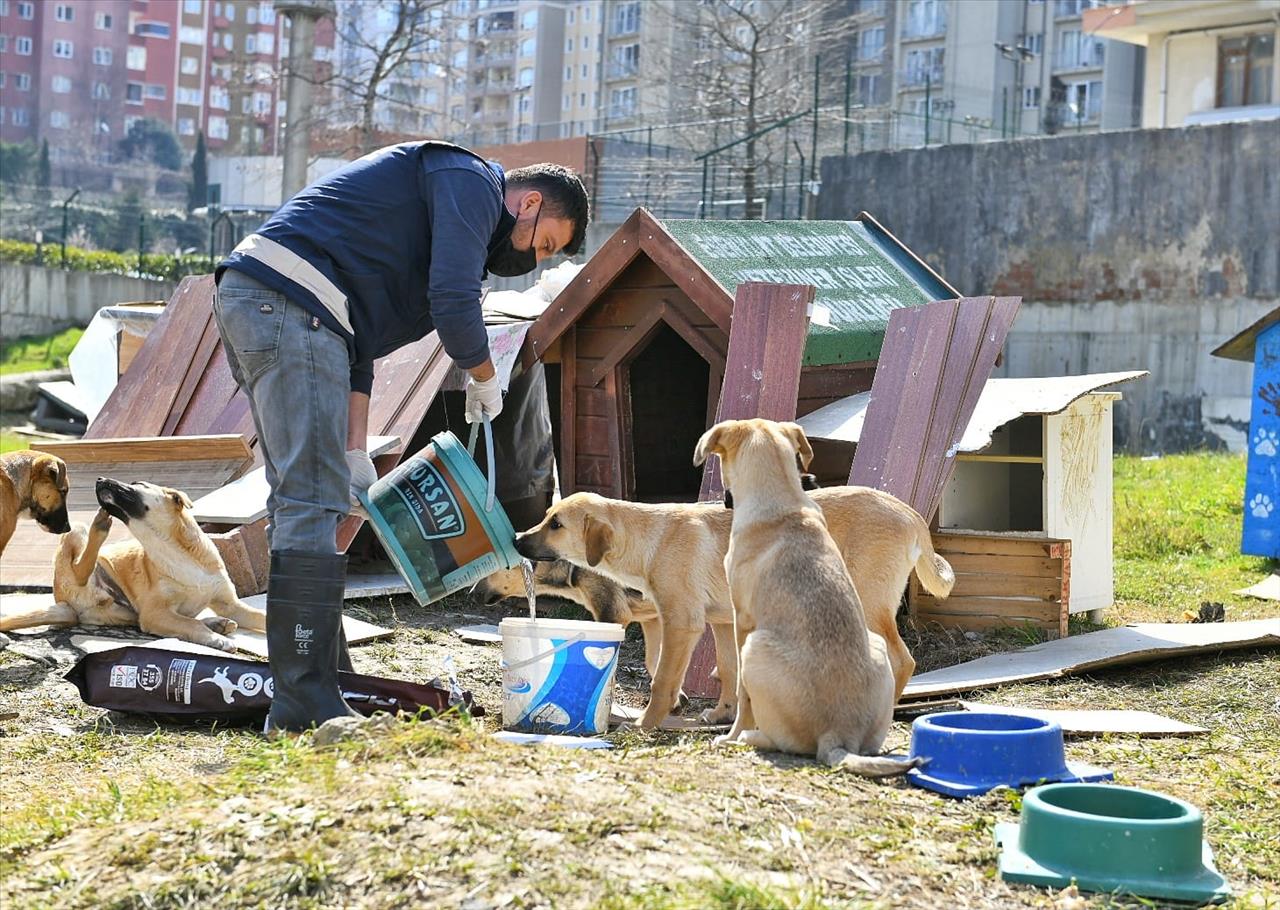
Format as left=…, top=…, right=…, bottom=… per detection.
left=519, top=208, right=957, bottom=502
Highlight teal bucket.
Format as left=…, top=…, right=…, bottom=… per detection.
left=359, top=418, right=522, bottom=606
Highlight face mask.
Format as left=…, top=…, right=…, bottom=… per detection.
left=485, top=201, right=541, bottom=277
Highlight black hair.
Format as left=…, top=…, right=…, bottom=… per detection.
left=505, top=163, right=590, bottom=256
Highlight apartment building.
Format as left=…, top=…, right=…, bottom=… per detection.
left=1086, top=0, right=1278, bottom=128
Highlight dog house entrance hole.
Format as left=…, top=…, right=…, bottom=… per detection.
left=625, top=324, right=710, bottom=502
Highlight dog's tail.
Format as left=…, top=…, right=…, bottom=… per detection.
left=818, top=737, right=923, bottom=779
left=912, top=522, right=955, bottom=600
left=0, top=599, right=77, bottom=632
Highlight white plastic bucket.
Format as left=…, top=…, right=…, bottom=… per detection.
left=500, top=617, right=625, bottom=735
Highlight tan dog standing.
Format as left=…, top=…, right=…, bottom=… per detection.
left=514, top=486, right=952, bottom=730
left=694, top=418, right=920, bottom=777
left=0, top=450, right=71, bottom=556
left=0, top=478, right=265, bottom=652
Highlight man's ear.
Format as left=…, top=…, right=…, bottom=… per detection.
left=583, top=514, right=614, bottom=568
left=783, top=423, right=814, bottom=471
left=694, top=423, right=730, bottom=467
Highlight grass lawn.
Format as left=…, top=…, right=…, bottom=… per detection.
left=0, top=452, right=1275, bottom=909
left=0, top=327, right=84, bottom=375
left=0, top=430, right=32, bottom=455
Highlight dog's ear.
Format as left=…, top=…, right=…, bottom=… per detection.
left=45, top=457, right=67, bottom=491
left=169, top=490, right=193, bottom=511
left=694, top=421, right=737, bottom=466
left=781, top=423, right=814, bottom=471
left=583, top=514, right=614, bottom=567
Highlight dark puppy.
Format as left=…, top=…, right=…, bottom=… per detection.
left=0, top=449, right=70, bottom=556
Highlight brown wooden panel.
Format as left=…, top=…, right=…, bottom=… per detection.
left=172, top=342, right=249, bottom=438
left=161, top=315, right=223, bottom=436
left=637, top=210, right=732, bottom=334
left=797, top=362, right=877, bottom=402
left=576, top=455, right=616, bottom=490
left=576, top=383, right=611, bottom=417
left=89, top=275, right=216, bottom=439
left=560, top=328, right=578, bottom=496
left=948, top=574, right=1063, bottom=600
left=661, top=303, right=728, bottom=369
left=946, top=553, right=1064, bottom=578
left=578, top=293, right=664, bottom=332
left=576, top=325, right=639, bottom=360
left=602, top=369, right=624, bottom=498
left=577, top=415, right=614, bottom=457
left=608, top=255, right=680, bottom=288
left=34, top=435, right=252, bottom=463
left=589, top=306, right=667, bottom=386
left=847, top=296, right=1021, bottom=521
left=935, top=532, right=1070, bottom=559
left=914, top=609, right=1064, bottom=636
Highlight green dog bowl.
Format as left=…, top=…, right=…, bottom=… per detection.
left=996, top=783, right=1231, bottom=903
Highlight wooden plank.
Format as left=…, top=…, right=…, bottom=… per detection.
left=117, top=330, right=146, bottom=377
left=577, top=385, right=611, bottom=417
left=161, top=315, right=222, bottom=436
left=636, top=210, right=733, bottom=334
left=577, top=456, right=615, bottom=490
left=588, top=304, right=667, bottom=386
left=948, top=574, right=1063, bottom=599
left=914, top=610, right=1062, bottom=635
left=603, top=368, right=626, bottom=499
left=560, top=328, right=578, bottom=496
left=698, top=282, right=813, bottom=501
left=33, top=435, right=253, bottom=464
left=0, top=508, right=133, bottom=590
left=935, top=531, right=1070, bottom=559
left=173, top=343, right=250, bottom=438
left=955, top=454, right=1044, bottom=464
left=946, top=553, right=1063, bottom=577
left=797, top=362, right=876, bottom=403
left=89, top=276, right=216, bottom=439
left=661, top=302, right=728, bottom=372
left=58, top=458, right=252, bottom=511
left=848, top=297, right=1021, bottom=522
left=686, top=282, right=814, bottom=696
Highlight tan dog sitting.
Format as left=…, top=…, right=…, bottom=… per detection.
left=0, top=477, right=265, bottom=652
left=694, top=419, right=920, bottom=777
left=0, top=450, right=71, bottom=556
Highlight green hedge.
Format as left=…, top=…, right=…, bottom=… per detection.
left=0, top=238, right=209, bottom=282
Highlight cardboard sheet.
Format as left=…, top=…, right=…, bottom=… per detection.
left=454, top=624, right=502, bottom=644
left=1234, top=574, right=1280, bottom=601
left=902, top=620, right=1280, bottom=700
left=226, top=614, right=393, bottom=658
left=959, top=702, right=1208, bottom=737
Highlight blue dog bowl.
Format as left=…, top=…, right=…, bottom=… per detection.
left=907, top=711, right=1113, bottom=798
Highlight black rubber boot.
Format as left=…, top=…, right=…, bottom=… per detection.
left=337, top=627, right=354, bottom=673
left=265, top=550, right=359, bottom=732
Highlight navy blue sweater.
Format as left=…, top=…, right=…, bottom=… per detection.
left=219, top=141, right=514, bottom=395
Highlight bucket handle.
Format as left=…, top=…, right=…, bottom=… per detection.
left=501, top=632, right=587, bottom=673
left=466, top=414, right=497, bottom=513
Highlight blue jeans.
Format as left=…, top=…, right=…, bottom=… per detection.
left=213, top=269, right=349, bottom=554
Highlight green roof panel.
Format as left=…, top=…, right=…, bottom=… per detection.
left=661, top=218, right=955, bottom=366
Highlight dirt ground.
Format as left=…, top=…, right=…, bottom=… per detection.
left=1, top=583, right=1277, bottom=910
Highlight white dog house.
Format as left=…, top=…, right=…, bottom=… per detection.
left=799, top=371, right=1147, bottom=635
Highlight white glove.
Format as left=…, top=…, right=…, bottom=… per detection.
left=345, top=448, right=378, bottom=517
left=464, top=373, right=503, bottom=424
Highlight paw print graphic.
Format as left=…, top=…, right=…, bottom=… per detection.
left=1250, top=493, right=1274, bottom=519
left=1254, top=428, right=1279, bottom=457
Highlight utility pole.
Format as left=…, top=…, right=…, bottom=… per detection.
left=277, top=0, right=334, bottom=204
left=809, top=54, right=819, bottom=219
left=843, top=54, right=852, bottom=158
left=925, top=73, right=932, bottom=145
left=1002, top=86, right=1009, bottom=138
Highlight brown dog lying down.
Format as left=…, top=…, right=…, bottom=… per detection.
left=0, top=449, right=71, bottom=556
left=510, top=483, right=954, bottom=730
left=0, top=478, right=266, bottom=652
left=696, top=418, right=920, bottom=777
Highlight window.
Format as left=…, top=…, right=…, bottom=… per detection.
left=564, top=65, right=572, bottom=80
left=582, top=36, right=589, bottom=50
left=518, top=94, right=530, bottom=113
left=581, top=63, right=588, bottom=78
left=16, top=72, right=29, bottom=90
left=134, top=22, right=172, bottom=39
left=856, top=26, right=885, bottom=62
left=518, top=65, right=533, bottom=87
left=95, top=11, right=112, bottom=30
left=209, top=85, right=229, bottom=109
left=520, top=9, right=537, bottom=30
left=579, top=91, right=586, bottom=107
left=51, top=75, right=71, bottom=93
left=245, top=34, right=256, bottom=54
left=0, top=72, right=4, bottom=88
left=93, top=46, right=113, bottom=65
left=902, top=0, right=946, bottom=39
left=178, top=86, right=201, bottom=105
left=858, top=74, right=882, bottom=103
left=180, top=26, right=204, bottom=44
left=144, top=83, right=166, bottom=99
left=0, top=36, right=6, bottom=53
left=568, top=9, right=575, bottom=25
left=126, top=82, right=143, bottom=103
left=225, top=3, right=235, bottom=21
left=611, top=43, right=639, bottom=77
left=181, top=55, right=199, bottom=75
left=1023, top=85, right=1041, bottom=108
left=253, top=91, right=270, bottom=114
left=1024, top=33, right=1043, bottom=56
left=258, top=32, right=273, bottom=54
left=17, top=1, right=32, bottom=19
left=53, top=40, right=74, bottom=59
left=93, top=81, right=109, bottom=99
left=184, top=0, right=202, bottom=13
left=1054, top=0, right=1102, bottom=15
left=208, top=115, right=228, bottom=139
left=178, top=117, right=195, bottom=135
left=0, top=1, right=7, bottom=15
left=241, top=94, right=252, bottom=113
left=584, top=6, right=591, bottom=22
left=611, top=2, right=639, bottom=37
left=260, top=3, right=275, bottom=25
left=247, top=6, right=257, bottom=25
left=128, top=46, right=147, bottom=70
left=903, top=47, right=944, bottom=86
left=54, top=4, right=74, bottom=22
left=566, top=38, right=573, bottom=52
left=211, top=63, right=231, bottom=81
left=1056, top=29, right=1104, bottom=69
left=1065, top=79, right=1102, bottom=122
left=609, top=86, right=637, bottom=117
left=12, top=107, right=29, bottom=125
left=520, top=37, right=535, bottom=56
left=1218, top=33, right=1274, bottom=107
left=16, top=36, right=32, bottom=55
left=562, top=93, right=570, bottom=110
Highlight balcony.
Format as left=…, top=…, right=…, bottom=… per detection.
left=1055, top=0, right=1104, bottom=19
left=1054, top=48, right=1105, bottom=71
left=607, top=60, right=638, bottom=80
left=899, top=65, right=944, bottom=88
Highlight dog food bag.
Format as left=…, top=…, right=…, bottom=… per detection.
left=64, top=646, right=483, bottom=723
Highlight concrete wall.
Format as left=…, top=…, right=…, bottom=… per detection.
left=817, top=119, right=1280, bottom=452
left=0, top=264, right=174, bottom=337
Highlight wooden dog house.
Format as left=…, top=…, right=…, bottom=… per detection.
left=520, top=208, right=957, bottom=501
